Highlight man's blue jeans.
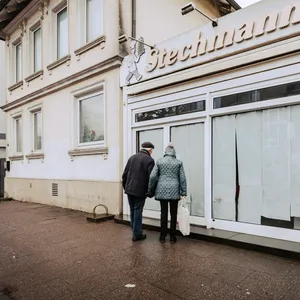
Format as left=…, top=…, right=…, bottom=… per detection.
left=128, top=195, right=145, bottom=238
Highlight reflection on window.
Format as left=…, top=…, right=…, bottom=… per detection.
left=135, top=101, right=205, bottom=122
left=214, top=81, right=300, bottom=109
left=79, top=93, right=104, bottom=144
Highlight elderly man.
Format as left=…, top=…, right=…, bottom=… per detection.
left=122, top=142, right=155, bottom=241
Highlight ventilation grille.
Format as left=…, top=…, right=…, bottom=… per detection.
left=52, top=183, right=58, bottom=197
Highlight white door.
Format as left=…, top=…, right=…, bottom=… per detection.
left=170, top=123, right=205, bottom=218
left=137, top=128, right=164, bottom=212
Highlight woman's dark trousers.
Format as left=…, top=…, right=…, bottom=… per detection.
left=160, top=200, right=178, bottom=237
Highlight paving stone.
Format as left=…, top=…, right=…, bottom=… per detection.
left=238, top=272, right=294, bottom=300
left=187, top=280, right=269, bottom=300
left=153, top=270, right=213, bottom=298
left=281, top=278, right=300, bottom=300
left=209, top=247, right=294, bottom=276
left=101, top=280, right=182, bottom=300
left=184, top=257, right=253, bottom=285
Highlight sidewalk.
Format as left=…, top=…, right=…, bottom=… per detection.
left=1, top=201, right=300, bottom=300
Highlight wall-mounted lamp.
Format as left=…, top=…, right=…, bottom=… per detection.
left=119, top=34, right=155, bottom=50
left=181, top=2, right=218, bottom=27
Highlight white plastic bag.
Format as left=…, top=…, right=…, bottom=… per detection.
left=178, top=198, right=190, bottom=236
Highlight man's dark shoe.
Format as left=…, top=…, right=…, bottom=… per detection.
left=170, top=236, right=177, bottom=244
left=132, top=233, right=147, bottom=241
left=159, top=235, right=166, bottom=243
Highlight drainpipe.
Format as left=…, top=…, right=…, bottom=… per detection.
left=132, top=0, right=136, bottom=38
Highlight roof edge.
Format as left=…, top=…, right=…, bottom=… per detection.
left=226, top=0, right=241, bottom=10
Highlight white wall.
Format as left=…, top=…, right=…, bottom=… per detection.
left=135, top=0, right=219, bottom=45
left=7, top=69, right=121, bottom=181
left=5, top=0, right=120, bottom=105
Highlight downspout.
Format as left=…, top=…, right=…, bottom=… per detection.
left=132, top=0, right=136, bottom=38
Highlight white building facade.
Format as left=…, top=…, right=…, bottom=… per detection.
left=0, top=0, right=229, bottom=213
left=120, top=0, right=300, bottom=242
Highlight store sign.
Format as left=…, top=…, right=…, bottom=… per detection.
left=145, top=2, right=300, bottom=73
left=120, top=0, right=300, bottom=87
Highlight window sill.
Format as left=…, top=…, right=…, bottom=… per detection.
left=74, top=35, right=106, bottom=57
left=25, top=70, right=44, bottom=83
left=46, top=55, right=71, bottom=72
left=68, top=147, right=108, bottom=158
left=26, top=152, right=44, bottom=160
left=8, top=154, right=24, bottom=161
left=8, top=81, right=23, bottom=92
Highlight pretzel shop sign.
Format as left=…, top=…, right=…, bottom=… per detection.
left=120, top=1, right=300, bottom=86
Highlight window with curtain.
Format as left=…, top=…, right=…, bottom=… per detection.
left=15, top=43, right=22, bottom=82
left=33, top=28, right=42, bottom=72
left=86, top=0, right=103, bottom=43
left=212, top=105, right=300, bottom=230
left=57, top=7, right=68, bottom=59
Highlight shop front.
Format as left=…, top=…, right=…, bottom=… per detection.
left=120, top=0, right=300, bottom=242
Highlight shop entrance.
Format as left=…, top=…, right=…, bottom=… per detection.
left=134, top=120, right=206, bottom=225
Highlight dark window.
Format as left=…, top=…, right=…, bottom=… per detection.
left=214, top=81, right=300, bottom=109
left=135, top=100, right=205, bottom=122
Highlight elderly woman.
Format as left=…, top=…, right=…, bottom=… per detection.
left=148, top=144, right=187, bottom=243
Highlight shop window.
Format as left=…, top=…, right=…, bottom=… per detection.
left=170, top=123, right=205, bottom=217
left=212, top=105, right=300, bottom=230
left=78, top=91, right=105, bottom=146
left=214, top=80, right=300, bottom=109
left=135, top=100, right=205, bottom=123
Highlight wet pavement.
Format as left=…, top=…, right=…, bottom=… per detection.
left=1, top=201, right=300, bottom=300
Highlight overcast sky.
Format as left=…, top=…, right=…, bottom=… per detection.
left=236, top=0, right=261, bottom=8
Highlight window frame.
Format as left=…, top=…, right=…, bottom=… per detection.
left=77, top=90, right=105, bottom=147
left=72, top=83, right=106, bottom=149
left=29, top=20, right=42, bottom=75
left=11, top=113, right=23, bottom=154
left=51, top=0, right=68, bottom=62
left=29, top=106, right=43, bottom=153
left=33, top=27, right=42, bottom=73
left=12, top=38, right=22, bottom=84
